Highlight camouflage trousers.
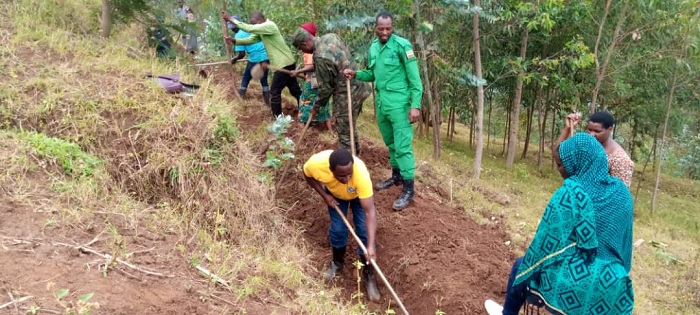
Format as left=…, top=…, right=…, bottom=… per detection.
left=333, top=80, right=371, bottom=155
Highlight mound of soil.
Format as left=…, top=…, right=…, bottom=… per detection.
left=235, top=92, right=515, bottom=314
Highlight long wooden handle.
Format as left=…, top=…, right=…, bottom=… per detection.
left=266, top=64, right=305, bottom=78
left=220, top=3, right=240, bottom=98
left=190, top=59, right=248, bottom=67
left=568, top=123, right=575, bottom=139
left=331, top=204, right=409, bottom=315
left=346, top=79, right=355, bottom=156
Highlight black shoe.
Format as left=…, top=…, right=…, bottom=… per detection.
left=392, top=179, right=414, bottom=211
left=375, top=168, right=403, bottom=190
left=238, top=88, right=247, bottom=98
left=324, top=247, right=346, bottom=280
left=262, top=91, right=270, bottom=106
left=359, top=256, right=381, bottom=302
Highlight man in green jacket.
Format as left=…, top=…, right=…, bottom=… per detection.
left=222, top=11, right=301, bottom=119
left=343, top=12, right=423, bottom=211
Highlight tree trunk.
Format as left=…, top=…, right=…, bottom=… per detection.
left=551, top=107, right=557, bottom=169
left=506, top=28, right=529, bottom=167
left=414, top=1, right=439, bottom=159
left=473, top=0, right=485, bottom=178
left=590, top=0, right=630, bottom=113
left=502, top=101, right=510, bottom=156
left=634, top=126, right=658, bottom=207
left=433, top=76, right=442, bottom=139
left=630, top=117, right=637, bottom=160
left=469, top=96, right=475, bottom=149
left=450, top=106, right=457, bottom=140
left=101, top=0, right=111, bottom=38
left=652, top=58, right=681, bottom=213
left=521, top=104, right=534, bottom=159
left=537, top=86, right=551, bottom=170
left=446, top=106, right=452, bottom=141
left=487, top=92, right=493, bottom=151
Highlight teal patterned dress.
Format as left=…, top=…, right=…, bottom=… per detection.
left=513, top=133, right=635, bottom=315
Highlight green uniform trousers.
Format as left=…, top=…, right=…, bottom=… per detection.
left=376, top=105, right=415, bottom=179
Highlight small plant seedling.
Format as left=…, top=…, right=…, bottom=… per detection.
left=49, top=285, right=100, bottom=315
left=353, top=259, right=365, bottom=303
left=27, top=305, right=41, bottom=314
left=263, top=115, right=295, bottom=170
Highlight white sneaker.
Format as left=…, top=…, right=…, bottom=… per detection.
left=484, top=299, right=504, bottom=315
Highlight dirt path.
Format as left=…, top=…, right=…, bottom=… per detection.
left=233, top=83, right=515, bottom=314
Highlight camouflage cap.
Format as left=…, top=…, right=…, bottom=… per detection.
left=292, top=28, right=311, bottom=48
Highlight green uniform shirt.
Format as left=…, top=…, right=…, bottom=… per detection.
left=356, top=34, right=423, bottom=109
left=232, top=19, right=295, bottom=67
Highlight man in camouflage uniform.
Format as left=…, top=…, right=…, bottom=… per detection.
left=292, top=27, right=371, bottom=155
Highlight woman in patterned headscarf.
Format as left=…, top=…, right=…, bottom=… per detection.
left=485, top=133, right=634, bottom=315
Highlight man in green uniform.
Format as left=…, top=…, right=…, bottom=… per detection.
left=292, top=27, right=371, bottom=154
left=343, top=12, right=423, bottom=211
left=222, top=11, right=301, bottom=119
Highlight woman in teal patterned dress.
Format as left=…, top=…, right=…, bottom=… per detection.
left=486, top=133, right=634, bottom=315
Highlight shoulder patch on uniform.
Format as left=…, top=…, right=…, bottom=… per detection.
left=405, top=49, right=415, bottom=59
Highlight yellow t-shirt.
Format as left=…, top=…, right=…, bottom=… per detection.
left=303, top=150, right=373, bottom=201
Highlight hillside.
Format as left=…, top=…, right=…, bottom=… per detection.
left=1, top=1, right=699, bottom=315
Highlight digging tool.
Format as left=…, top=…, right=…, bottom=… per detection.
left=331, top=204, right=409, bottom=315
left=567, top=112, right=581, bottom=139
left=194, top=59, right=249, bottom=79
left=569, top=123, right=575, bottom=139
left=264, top=64, right=306, bottom=79
left=346, top=78, right=356, bottom=156
left=220, top=1, right=240, bottom=98
left=274, top=112, right=316, bottom=192
left=190, top=59, right=248, bottom=67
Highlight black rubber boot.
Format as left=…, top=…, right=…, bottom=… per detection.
left=392, top=179, right=414, bottom=211
left=238, top=88, right=247, bottom=98
left=262, top=91, right=270, bottom=106
left=375, top=168, right=403, bottom=190
left=360, top=256, right=381, bottom=302
left=323, top=247, right=345, bottom=280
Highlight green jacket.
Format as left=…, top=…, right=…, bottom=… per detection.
left=231, top=19, right=295, bottom=67
left=356, top=34, right=422, bottom=109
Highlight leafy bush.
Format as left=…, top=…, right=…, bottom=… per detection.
left=671, top=125, right=700, bottom=179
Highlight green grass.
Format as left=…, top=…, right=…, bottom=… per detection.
left=19, top=131, right=102, bottom=177
left=357, top=104, right=700, bottom=314
left=3, top=0, right=698, bottom=313
left=1, top=1, right=353, bottom=313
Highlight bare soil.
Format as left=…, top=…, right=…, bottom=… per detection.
left=0, top=182, right=243, bottom=314
left=226, top=66, right=515, bottom=314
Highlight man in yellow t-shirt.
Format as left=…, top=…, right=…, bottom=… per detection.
left=303, top=148, right=380, bottom=302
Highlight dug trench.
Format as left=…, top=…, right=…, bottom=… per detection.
left=221, top=68, right=515, bottom=313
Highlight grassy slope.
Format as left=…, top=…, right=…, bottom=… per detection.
left=1, top=0, right=349, bottom=313
left=1, top=0, right=697, bottom=314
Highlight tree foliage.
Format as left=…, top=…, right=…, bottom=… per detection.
left=142, top=0, right=700, bottom=180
